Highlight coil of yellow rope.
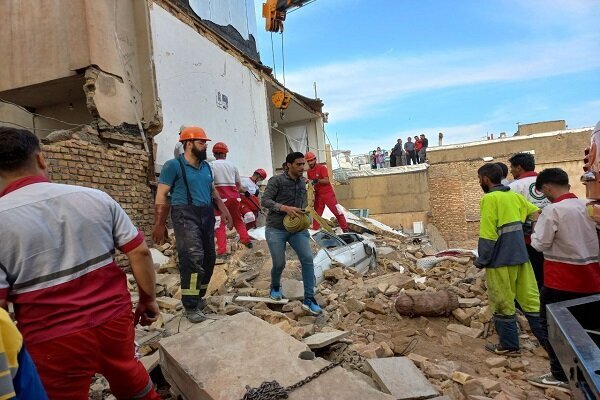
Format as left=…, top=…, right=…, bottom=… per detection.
left=283, top=211, right=312, bottom=233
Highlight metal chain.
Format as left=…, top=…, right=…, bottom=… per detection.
left=241, top=361, right=341, bottom=400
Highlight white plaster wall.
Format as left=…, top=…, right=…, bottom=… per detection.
left=150, top=4, right=272, bottom=177
left=188, top=0, right=258, bottom=41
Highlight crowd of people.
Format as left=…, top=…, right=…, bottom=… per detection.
left=475, top=148, right=600, bottom=390
left=370, top=133, right=430, bottom=169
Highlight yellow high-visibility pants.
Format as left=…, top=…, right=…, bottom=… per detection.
left=485, top=262, right=540, bottom=316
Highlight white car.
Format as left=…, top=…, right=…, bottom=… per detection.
left=312, top=231, right=377, bottom=283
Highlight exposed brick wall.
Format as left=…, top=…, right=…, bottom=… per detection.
left=43, top=136, right=154, bottom=237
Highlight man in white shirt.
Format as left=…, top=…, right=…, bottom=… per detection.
left=508, top=152, right=550, bottom=289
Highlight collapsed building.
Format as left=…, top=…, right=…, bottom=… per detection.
left=0, top=0, right=328, bottom=235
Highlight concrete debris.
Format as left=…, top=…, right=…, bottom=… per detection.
left=303, top=330, right=350, bottom=349
left=126, top=228, right=554, bottom=400
left=367, top=357, right=439, bottom=400
left=159, top=312, right=394, bottom=399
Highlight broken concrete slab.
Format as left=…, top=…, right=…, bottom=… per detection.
left=141, top=352, right=160, bottom=372
left=302, top=330, right=349, bottom=349
left=150, top=248, right=170, bottom=269
left=282, top=278, right=304, bottom=300
left=159, top=312, right=394, bottom=400
left=232, top=295, right=289, bottom=305
left=366, top=357, right=439, bottom=400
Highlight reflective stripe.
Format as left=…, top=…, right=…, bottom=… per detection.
left=0, top=372, right=15, bottom=399
left=0, top=355, right=8, bottom=373
left=545, top=254, right=599, bottom=264
left=200, top=284, right=209, bottom=289
left=181, top=273, right=199, bottom=296
left=498, top=222, right=522, bottom=235
left=131, top=379, right=153, bottom=399
left=12, top=251, right=113, bottom=290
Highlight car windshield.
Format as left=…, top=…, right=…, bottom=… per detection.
left=312, top=231, right=346, bottom=249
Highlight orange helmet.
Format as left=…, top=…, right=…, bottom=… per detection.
left=212, top=142, right=229, bottom=154
left=179, top=126, right=210, bottom=142
left=254, top=168, right=267, bottom=180
left=304, top=151, right=316, bottom=161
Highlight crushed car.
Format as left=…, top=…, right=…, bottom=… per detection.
left=311, top=231, right=377, bottom=283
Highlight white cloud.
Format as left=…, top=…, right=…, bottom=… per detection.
left=285, top=34, right=600, bottom=123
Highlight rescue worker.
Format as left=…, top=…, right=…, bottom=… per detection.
left=508, top=152, right=551, bottom=290
left=262, top=152, right=322, bottom=315
left=0, top=308, right=47, bottom=399
left=153, top=126, right=233, bottom=323
left=304, top=151, right=349, bottom=232
left=240, top=168, right=267, bottom=230
left=0, top=127, right=161, bottom=399
left=528, top=168, right=600, bottom=389
left=211, top=142, right=253, bottom=254
left=475, top=163, right=544, bottom=356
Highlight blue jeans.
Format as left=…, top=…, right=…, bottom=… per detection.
left=266, top=227, right=316, bottom=299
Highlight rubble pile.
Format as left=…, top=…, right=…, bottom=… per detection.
left=114, top=231, right=568, bottom=400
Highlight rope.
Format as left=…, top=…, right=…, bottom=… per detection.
left=283, top=211, right=312, bottom=232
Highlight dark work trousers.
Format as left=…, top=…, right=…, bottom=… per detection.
left=539, top=287, right=599, bottom=381
left=527, top=244, right=544, bottom=290
left=390, top=155, right=397, bottom=167
left=171, top=205, right=216, bottom=311
left=406, top=150, right=417, bottom=165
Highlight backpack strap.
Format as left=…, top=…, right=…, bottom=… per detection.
left=176, top=156, right=193, bottom=205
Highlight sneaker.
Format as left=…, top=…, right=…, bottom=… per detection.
left=484, top=343, right=521, bottom=357
left=270, top=288, right=283, bottom=301
left=302, top=298, right=323, bottom=316
left=244, top=242, right=254, bottom=249
left=527, top=373, right=569, bottom=389
left=185, top=308, right=207, bottom=323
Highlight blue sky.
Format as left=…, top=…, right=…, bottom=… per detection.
left=254, top=0, right=600, bottom=154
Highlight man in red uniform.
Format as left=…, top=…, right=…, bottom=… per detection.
left=240, top=168, right=267, bottom=230
left=0, top=127, right=160, bottom=399
left=305, top=152, right=349, bottom=232
left=211, top=142, right=253, bottom=255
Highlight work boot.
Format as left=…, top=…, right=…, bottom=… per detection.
left=244, top=242, right=254, bottom=249
left=185, top=308, right=207, bottom=323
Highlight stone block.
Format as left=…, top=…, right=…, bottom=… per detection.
left=364, top=300, right=386, bottom=315
left=159, top=313, right=394, bottom=399
left=156, top=296, right=181, bottom=310
left=406, top=353, right=429, bottom=368
left=345, top=298, right=366, bottom=313
left=367, top=357, right=439, bottom=400
left=282, top=279, right=304, bottom=300
left=458, top=297, right=481, bottom=308
left=484, top=357, right=508, bottom=369
left=302, top=330, right=349, bottom=349
left=451, top=371, right=472, bottom=385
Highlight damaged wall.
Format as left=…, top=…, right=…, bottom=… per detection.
left=42, top=127, right=154, bottom=237
left=0, top=0, right=160, bottom=134
left=150, top=2, right=272, bottom=177
left=335, top=169, right=430, bottom=230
